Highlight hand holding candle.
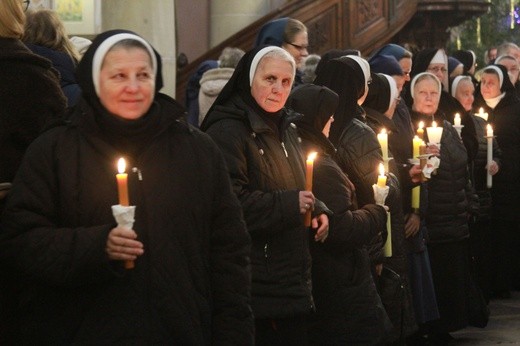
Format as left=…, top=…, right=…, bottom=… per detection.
left=486, top=124, right=493, bottom=188
left=304, top=152, right=317, bottom=227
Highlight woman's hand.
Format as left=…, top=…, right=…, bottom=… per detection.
left=487, top=160, right=499, bottom=175
left=106, top=226, right=144, bottom=261
left=404, top=213, right=420, bottom=238
left=426, top=144, right=440, bottom=157
left=312, top=213, right=329, bottom=243
left=409, top=164, right=423, bottom=183
left=299, top=190, right=315, bottom=215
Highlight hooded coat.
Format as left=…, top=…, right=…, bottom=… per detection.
left=201, top=46, right=331, bottom=320
left=287, top=84, right=390, bottom=344
left=0, top=30, right=253, bottom=345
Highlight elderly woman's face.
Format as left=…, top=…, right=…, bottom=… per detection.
left=412, top=78, right=440, bottom=115
left=251, top=56, right=294, bottom=113
left=480, top=73, right=501, bottom=100
left=455, top=79, right=475, bottom=112
left=98, top=46, right=154, bottom=120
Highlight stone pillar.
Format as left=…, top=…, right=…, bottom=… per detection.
left=210, top=0, right=278, bottom=47
left=101, top=0, right=176, bottom=97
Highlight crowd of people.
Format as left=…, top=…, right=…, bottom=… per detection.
left=1, top=2, right=519, bottom=344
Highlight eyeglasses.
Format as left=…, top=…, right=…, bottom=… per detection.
left=285, top=42, right=310, bottom=52
left=22, top=0, right=30, bottom=11
left=427, top=66, right=447, bottom=73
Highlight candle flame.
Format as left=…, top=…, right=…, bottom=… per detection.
left=117, top=158, right=126, bottom=174
left=479, top=107, right=484, bottom=115
left=455, top=113, right=460, bottom=119
left=432, top=121, right=437, bottom=128
left=418, top=121, right=424, bottom=129
left=307, top=152, right=318, bottom=162
left=379, top=162, right=385, bottom=176
left=487, top=124, right=492, bottom=132
left=380, top=128, right=387, bottom=134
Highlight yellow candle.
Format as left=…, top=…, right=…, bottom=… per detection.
left=383, top=212, right=392, bottom=257
left=377, top=162, right=387, bottom=188
left=377, top=128, right=388, bottom=160
left=304, top=152, right=317, bottom=227
left=417, top=121, right=424, bottom=140
left=454, top=113, right=461, bottom=126
left=116, top=158, right=129, bottom=206
left=413, top=135, right=422, bottom=158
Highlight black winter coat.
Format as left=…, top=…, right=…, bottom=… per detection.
left=306, top=148, right=390, bottom=344
left=410, top=112, right=471, bottom=243
left=470, top=115, right=502, bottom=219
left=0, top=38, right=66, bottom=197
left=202, top=95, right=329, bottom=319
left=476, top=92, right=520, bottom=221
left=0, top=95, right=253, bottom=344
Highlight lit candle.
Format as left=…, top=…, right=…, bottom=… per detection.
left=426, top=121, right=443, bottom=145
left=454, top=113, right=461, bottom=126
left=304, top=152, right=318, bottom=227
left=486, top=124, right=493, bottom=188
left=116, top=158, right=134, bottom=269
left=476, top=107, right=488, bottom=121
left=377, top=162, right=387, bottom=188
left=377, top=128, right=389, bottom=170
left=117, top=158, right=129, bottom=206
left=413, top=135, right=422, bottom=158
left=417, top=121, right=425, bottom=140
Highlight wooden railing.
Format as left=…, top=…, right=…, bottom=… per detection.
left=175, top=0, right=421, bottom=104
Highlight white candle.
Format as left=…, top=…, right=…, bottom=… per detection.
left=454, top=113, right=461, bottom=126
left=426, top=121, right=443, bottom=145
left=486, top=124, right=493, bottom=188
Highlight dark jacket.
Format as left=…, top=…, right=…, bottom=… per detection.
left=0, top=95, right=253, bottom=345
left=306, top=148, right=390, bottom=344
left=0, top=38, right=66, bottom=194
left=25, top=43, right=81, bottom=107
left=475, top=92, right=520, bottom=221
left=202, top=95, right=330, bottom=319
left=334, top=111, right=386, bottom=265
left=410, top=112, right=471, bottom=243
left=470, top=115, right=502, bottom=219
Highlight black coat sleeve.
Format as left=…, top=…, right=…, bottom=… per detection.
left=207, top=139, right=254, bottom=345
left=0, top=134, right=118, bottom=287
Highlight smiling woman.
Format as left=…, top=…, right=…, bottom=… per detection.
left=0, top=29, right=254, bottom=344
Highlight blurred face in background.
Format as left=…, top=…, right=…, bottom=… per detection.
left=480, top=72, right=501, bottom=100
left=454, top=79, right=475, bottom=112
left=497, top=57, right=520, bottom=85
left=399, top=57, right=412, bottom=82
left=282, top=30, right=309, bottom=69
left=412, top=77, right=440, bottom=115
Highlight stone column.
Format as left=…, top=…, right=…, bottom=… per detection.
left=101, top=0, right=176, bottom=97
left=210, top=0, right=282, bottom=47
